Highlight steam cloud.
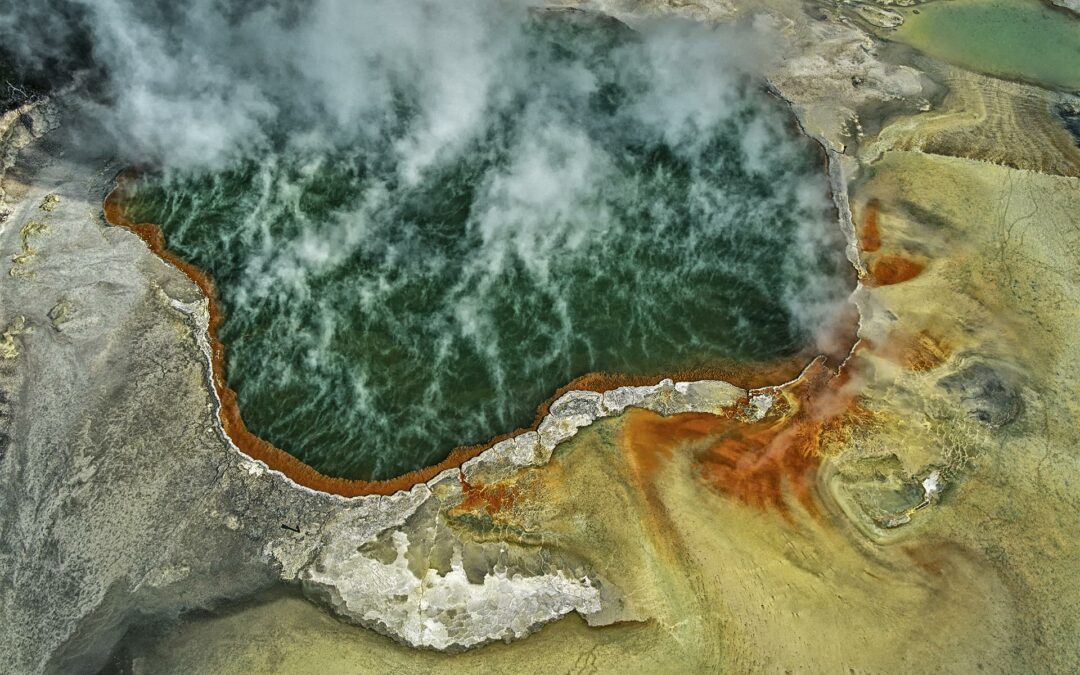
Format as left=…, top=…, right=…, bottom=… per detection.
left=1, top=0, right=847, bottom=315
left=1, top=0, right=783, bottom=168
left=2, top=0, right=855, bottom=477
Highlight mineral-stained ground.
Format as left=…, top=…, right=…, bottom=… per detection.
left=1, top=0, right=1079, bottom=673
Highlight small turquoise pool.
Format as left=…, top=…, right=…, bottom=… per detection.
left=892, top=0, right=1080, bottom=91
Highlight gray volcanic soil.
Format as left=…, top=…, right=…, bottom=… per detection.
left=0, top=107, right=332, bottom=672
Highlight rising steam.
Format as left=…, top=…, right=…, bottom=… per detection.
left=1, top=1, right=854, bottom=478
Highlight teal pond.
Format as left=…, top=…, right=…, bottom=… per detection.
left=893, top=0, right=1080, bottom=91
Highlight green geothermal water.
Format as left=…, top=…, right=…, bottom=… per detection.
left=893, top=0, right=1080, bottom=90
left=125, top=15, right=849, bottom=480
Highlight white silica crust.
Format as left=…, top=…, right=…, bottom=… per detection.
left=275, top=378, right=746, bottom=648
left=303, top=529, right=602, bottom=650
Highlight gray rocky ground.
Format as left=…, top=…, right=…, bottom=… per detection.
left=0, top=109, right=330, bottom=672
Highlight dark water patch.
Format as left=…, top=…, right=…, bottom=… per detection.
left=1058, top=102, right=1080, bottom=146
left=938, top=363, right=1023, bottom=428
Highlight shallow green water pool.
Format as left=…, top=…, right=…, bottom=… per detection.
left=893, top=0, right=1080, bottom=90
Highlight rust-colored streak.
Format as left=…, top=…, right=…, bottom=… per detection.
left=453, top=472, right=519, bottom=516
left=859, top=200, right=882, bottom=252
left=868, top=254, right=924, bottom=286
left=889, top=329, right=951, bottom=372
left=104, top=172, right=859, bottom=498
left=621, top=412, right=728, bottom=477
left=620, top=358, right=860, bottom=518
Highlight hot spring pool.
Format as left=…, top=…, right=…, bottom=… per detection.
left=122, top=11, right=851, bottom=480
